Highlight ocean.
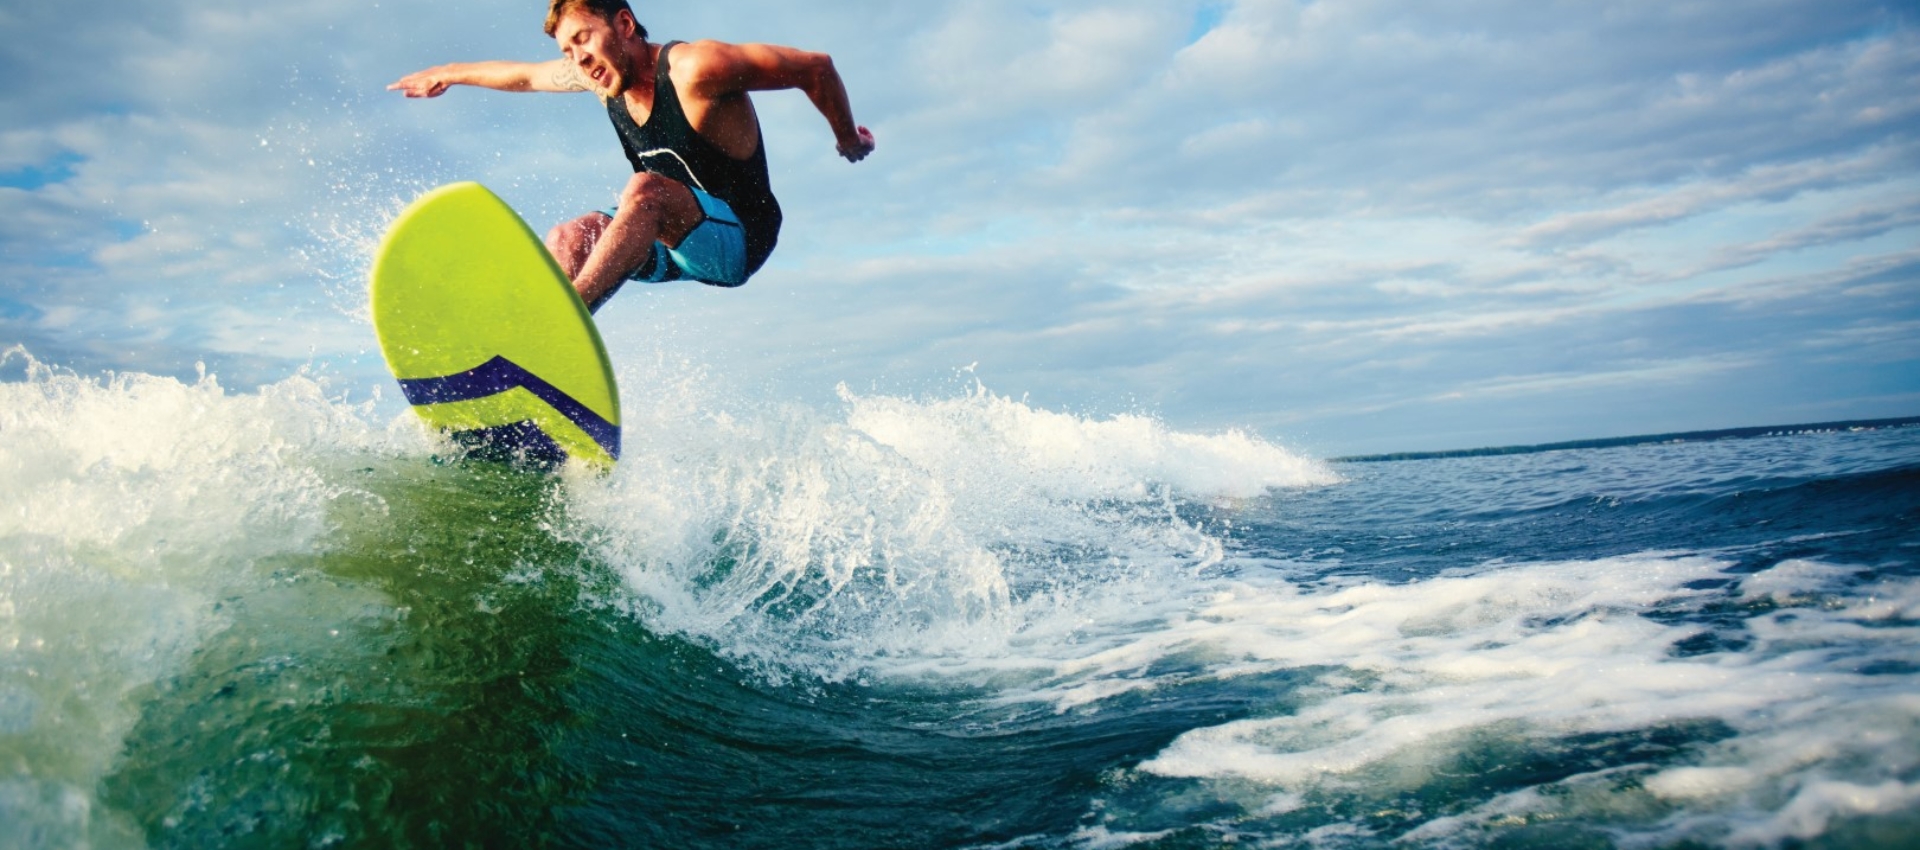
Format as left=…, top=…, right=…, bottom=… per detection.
left=3, top=349, right=1917, bottom=849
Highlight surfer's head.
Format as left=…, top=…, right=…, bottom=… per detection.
left=544, top=0, right=647, bottom=41
left=547, top=0, right=649, bottom=97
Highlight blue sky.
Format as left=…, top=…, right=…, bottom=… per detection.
left=1, top=0, right=1915, bottom=455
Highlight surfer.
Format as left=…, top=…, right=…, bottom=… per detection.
left=388, top=0, right=873, bottom=309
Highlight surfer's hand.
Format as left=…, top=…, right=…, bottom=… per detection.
left=388, top=68, right=453, bottom=98
left=837, top=126, right=875, bottom=163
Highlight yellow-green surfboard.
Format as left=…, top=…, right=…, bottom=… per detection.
left=370, top=182, right=620, bottom=468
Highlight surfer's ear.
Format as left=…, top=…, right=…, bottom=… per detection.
left=615, top=9, right=647, bottom=42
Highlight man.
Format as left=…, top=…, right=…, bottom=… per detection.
left=389, top=0, right=873, bottom=310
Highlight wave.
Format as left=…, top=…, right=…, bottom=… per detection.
left=0, top=348, right=1335, bottom=845
left=9, top=347, right=1911, bottom=847
left=563, top=366, right=1336, bottom=682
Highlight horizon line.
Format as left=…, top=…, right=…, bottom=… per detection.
left=1333, top=415, right=1920, bottom=464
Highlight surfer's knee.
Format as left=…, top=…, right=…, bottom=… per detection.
left=619, top=174, right=705, bottom=247
left=545, top=213, right=609, bottom=280
left=618, top=173, right=697, bottom=222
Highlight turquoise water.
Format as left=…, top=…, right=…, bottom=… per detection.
left=2, top=352, right=1917, bottom=848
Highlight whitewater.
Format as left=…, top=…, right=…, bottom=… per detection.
left=2, top=346, right=1916, bottom=848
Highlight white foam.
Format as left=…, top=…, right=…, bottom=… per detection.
left=1101, top=554, right=1920, bottom=845
left=1643, top=765, right=1760, bottom=801
left=1064, top=824, right=1181, bottom=850
left=1731, top=778, right=1920, bottom=845
left=566, top=366, right=1334, bottom=681
left=1736, top=558, right=1862, bottom=605
left=838, top=381, right=1338, bottom=501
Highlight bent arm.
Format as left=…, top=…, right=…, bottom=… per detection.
left=388, top=59, right=590, bottom=97
left=683, top=42, right=874, bottom=161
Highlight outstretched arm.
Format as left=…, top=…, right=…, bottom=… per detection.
left=388, top=59, right=591, bottom=97
left=679, top=41, right=876, bottom=162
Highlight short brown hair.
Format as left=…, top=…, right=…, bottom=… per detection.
left=543, top=0, right=647, bottom=40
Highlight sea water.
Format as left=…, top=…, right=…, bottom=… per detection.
left=2, top=348, right=1916, bottom=849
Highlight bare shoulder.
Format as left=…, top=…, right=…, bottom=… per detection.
left=669, top=39, right=822, bottom=94
left=665, top=39, right=744, bottom=80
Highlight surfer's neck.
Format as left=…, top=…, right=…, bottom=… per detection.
left=617, top=41, right=659, bottom=100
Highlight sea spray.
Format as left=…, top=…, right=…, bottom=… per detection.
left=564, top=368, right=1337, bottom=684
left=0, top=351, right=408, bottom=847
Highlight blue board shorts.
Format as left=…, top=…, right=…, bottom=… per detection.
left=605, top=186, right=747, bottom=288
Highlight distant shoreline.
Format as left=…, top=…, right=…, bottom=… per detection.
left=1334, top=416, right=1920, bottom=464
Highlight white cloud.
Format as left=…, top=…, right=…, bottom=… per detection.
left=1428, top=355, right=1758, bottom=403
left=0, top=0, right=1915, bottom=455
left=1516, top=145, right=1917, bottom=246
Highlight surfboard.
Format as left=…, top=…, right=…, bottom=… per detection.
left=370, top=182, right=620, bottom=469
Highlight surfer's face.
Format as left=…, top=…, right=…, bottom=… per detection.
left=554, top=9, right=636, bottom=96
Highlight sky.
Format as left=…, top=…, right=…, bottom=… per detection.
left=1, top=0, right=1916, bottom=456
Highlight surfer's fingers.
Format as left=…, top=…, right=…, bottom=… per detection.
left=839, top=126, right=875, bottom=163
left=387, top=73, right=447, bottom=98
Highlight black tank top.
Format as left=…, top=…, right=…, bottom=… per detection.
left=606, top=41, right=782, bottom=275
